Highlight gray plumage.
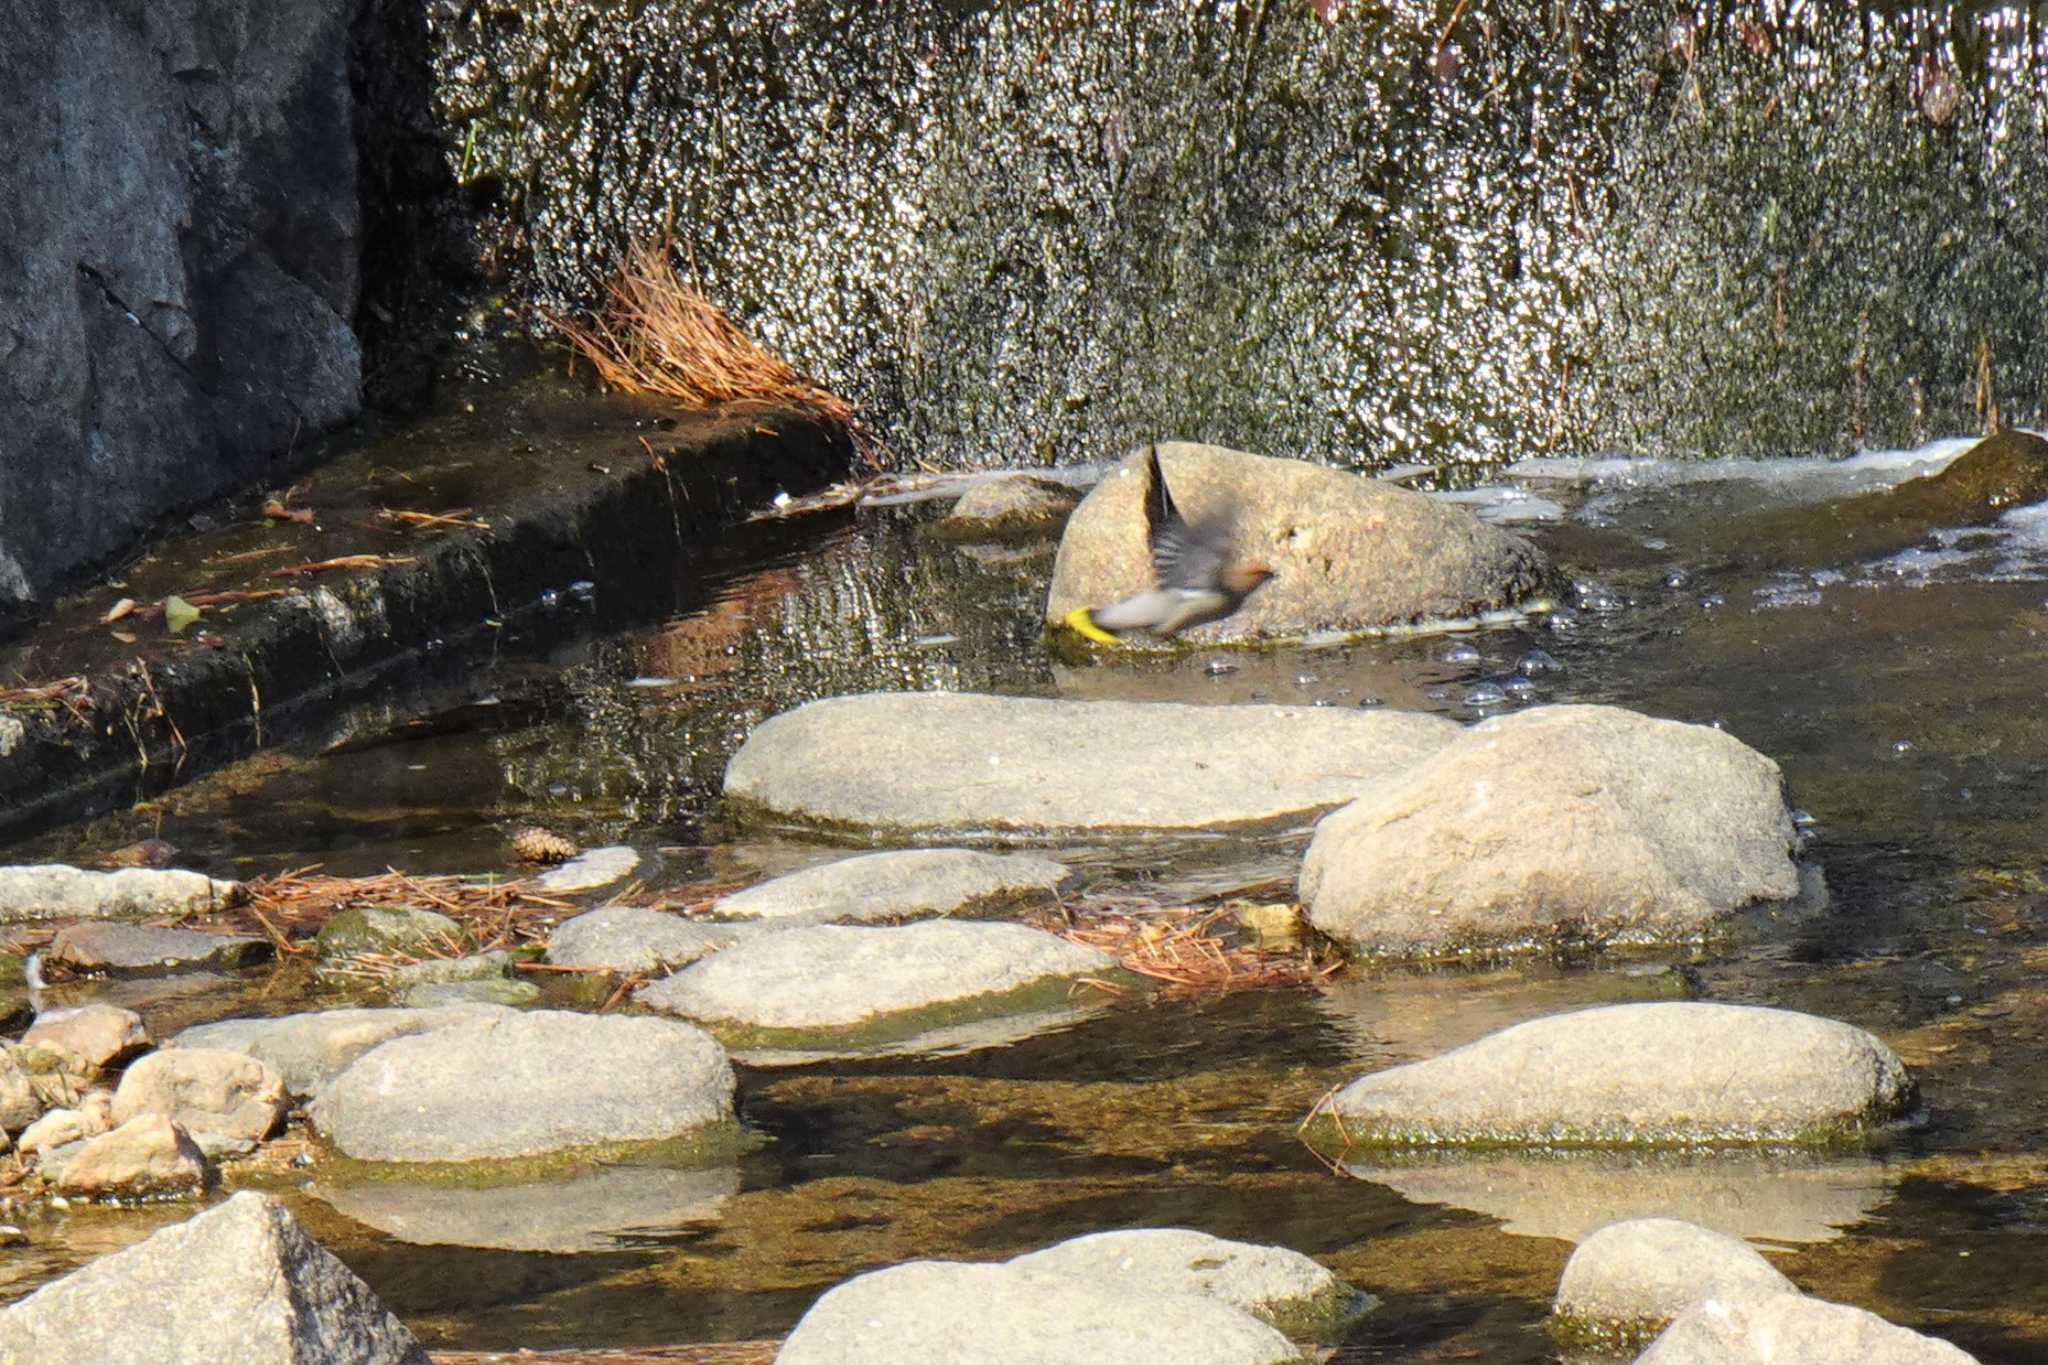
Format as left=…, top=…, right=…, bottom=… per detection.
left=1085, top=447, right=1272, bottom=639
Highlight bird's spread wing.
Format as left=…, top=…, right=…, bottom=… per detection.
left=1142, top=446, right=1233, bottom=592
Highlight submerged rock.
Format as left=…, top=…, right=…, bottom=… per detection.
left=776, top=1259, right=1303, bottom=1365
left=394, top=978, right=540, bottom=1008
left=1638, top=1286, right=1978, bottom=1364
left=533, top=844, right=642, bottom=894
left=1009, top=1228, right=1368, bottom=1342
left=546, top=904, right=741, bottom=974
left=384, top=949, right=516, bottom=988
left=934, top=475, right=1081, bottom=538
left=725, top=691, right=1459, bottom=836
left=171, top=1005, right=516, bottom=1098
left=1045, top=442, right=1555, bottom=642
left=0, top=1192, right=428, bottom=1364
left=310, top=1009, right=734, bottom=1162
left=713, top=849, right=1076, bottom=925
left=23, top=1002, right=151, bottom=1070
left=1312, top=1002, right=1913, bottom=1148
left=0, top=865, right=240, bottom=923
left=1301, top=705, right=1800, bottom=953
left=111, top=1047, right=288, bottom=1142
left=1552, top=1218, right=1796, bottom=1346
left=637, top=921, right=1114, bottom=1037
left=316, top=906, right=464, bottom=960
left=46, top=922, right=269, bottom=974
left=53, top=1112, right=208, bottom=1197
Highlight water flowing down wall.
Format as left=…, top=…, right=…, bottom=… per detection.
left=433, top=2, right=2048, bottom=474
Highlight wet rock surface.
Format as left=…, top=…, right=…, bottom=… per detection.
left=637, top=921, right=1115, bottom=1034
left=1301, top=705, right=1802, bottom=953
left=775, top=1258, right=1305, bottom=1365
left=546, top=904, right=743, bottom=973
left=0, top=865, right=240, bottom=923
left=309, top=1009, right=735, bottom=1161
left=0, top=1192, right=428, bottom=1364
left=1316, top=1002, right=1913, bottom=1147
left=316, top=906, right=464, bottom=960
left=46, top=922, right=269, bottom=974
left=111, top=1047, right=288, bottom=1142
left=712, top=848, right=1075, bottom=924
left=171, top=1005, right=515, bottom=1098
left=1637, top=1287, right=1978, bottom=1364
left=725, top=691, right=1459, bottom=836
left=1046, top=443, right=1556, bottom=641
left=1552, top=1218, right=1796, bottom=1343
left=533, top=844, right=642, bottom=893
left=935, top=475, right=1081, bottom=538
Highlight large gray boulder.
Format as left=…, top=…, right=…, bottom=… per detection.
left=1314, top=1003, right=1913, bottom=1147
left=1045, top=443, right=1554, bottom=642
left=774, top=1260, right=1304, bottom=1365
left=725, top=692, right=1459, bottom=837
left=545, top=905, right=742, bottom=974
left=0, top=1191, right=427, bottom=1364
left=1638, top=1287, right=1978, bottom=1364
left=1301, top=705, right=1801, bottom=953
left=0, top=866, right=240, bottom=923
left=309, top=1010, right=734, bottom=1162
left=0, top=0, right=361, bottom=631
left=171, top=1005, right=515, bottom=1098
left=1552, top=1218, right=1797, bottom=1345
left=713, top=849, right=1076, bottom=924
left=638, top=921, right=1114, bottom=1034
left=46, top=922, right=268, bottom=973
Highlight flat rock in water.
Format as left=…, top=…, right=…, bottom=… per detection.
left=1009, top=1228, right=1365, bottom=1341
left=47, top=922, right=269, bottom=974
left=725, top=691, right=1460, bottom=836
left=53, top=1113, right=208, bottom=1197
left=395, top=978, right=541, bottom=1007
left=385, top=950, right=514, bottom=987
left=112, top=1048, right=288, bottom=1142
left=533, top=844, right=642, bottom=894
left=309, top=1009, right=734, bottom=1162
left=1638, top=1287, right=1978, bottom=1364
left=1553, top=1218, right=1796, bottom=1343
left=0, top=1191, right=428, bottom=1364
left=1301, top=705, right=1801, bottom=953
left=1045, top=442, right=1555, bottom=641
left=713, top=849, right=1075, bottom=924
left=546, top=904, right=741, bottom=973
left=0, top=865, right=240, bottom=923
left=1319, top=1002, right=1913, bottom=1146
left=775, top=1260, right=1303, bottom=1365
left=316, top=906, right=463, bottom=960
left=314, top=1162, right=739, bottom=1254
left=171, top=1005, right=516, bottom=1098
left=638, top=921, right=1114, bottom=1031
left=23, top=1002, right=151, bottom=1070
left=935, top=475, right=1080, bottom=538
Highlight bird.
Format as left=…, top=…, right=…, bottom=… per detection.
left=1064, top=445, right=1274, bottom=643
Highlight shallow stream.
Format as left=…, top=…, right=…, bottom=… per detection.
left=9, top=437, right=2048, bottom=1361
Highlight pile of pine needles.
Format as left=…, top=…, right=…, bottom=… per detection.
left=552, top=236, right=881, bottom=467
left=232, top=867, right=578, bottom=957
left=1047, top=902, right=1339, bottom=992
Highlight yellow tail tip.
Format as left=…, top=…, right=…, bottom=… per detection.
left=1063, top=607, right=1120, bottom=644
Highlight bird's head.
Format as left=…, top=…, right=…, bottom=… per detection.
left=1223, top=562, right=1275, bottom=596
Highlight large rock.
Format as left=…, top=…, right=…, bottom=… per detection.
left=1044, top=442, right=1555, bottom=641
left=775, top=1260, right=1303, bottom=1365
left=1552, top=1218, right=1796, bottom=1345
left=171, top=1005, right=515, bottom=1098
left=713, top=849, right=1076, bottom=925
left=1314, top=1003, right=1913, bottom=1147
left=1301, top=705, right=1801, bottom=952
left=309, top=1010, right=734, bottom=1162
left=0, top=866, right=240, bottom=923
left=638, top=921, right=1115, bottom=1033
left=46, top=922, right=268, bottom=974
left=112, top=1048, right=288, bottom=1142
left=0, top=1, right=361, bottom=632
left=53, top=1113, right=208, bottom=1197
left=726, top=691, right=1459, bottom=836
left=1009, top=1229, right=1365, bottom=1341
left=0, top=1191, right=428, bottom=1364
left=1638, top=1287, right=1978, bottom=1364
left=546, top=905, right=741, bottom=974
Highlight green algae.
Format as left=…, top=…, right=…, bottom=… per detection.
left=308, top=1120, right=759, bottom=1190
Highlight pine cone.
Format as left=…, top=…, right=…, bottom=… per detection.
left=509, top=827, right=578, bottom=865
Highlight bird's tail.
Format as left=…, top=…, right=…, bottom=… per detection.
left=1062, top=606, right=1121, bottom=644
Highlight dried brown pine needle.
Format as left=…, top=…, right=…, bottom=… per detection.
left=550, top=236, right=882, bottom=468
left=229, top=868, right=577, bottom=951
left=1047, top=903, right=1338, bottom=992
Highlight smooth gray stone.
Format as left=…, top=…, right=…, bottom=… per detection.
left=0, top=1192, right=427, bottom=1364
left=533, top=845, right=641, bottom=894
left=46, top=922, right=268, bottom=974
left=111, top=1048, right=288, bottom=1142
left=726, top=691, right=1460, bottom=836
left=0, top=866, right=239, bottom=924
left=713, top=848, right=1075, bottom=925
left=546, top=905, right=741, bottom=974
left=1638, top=1287, right=1978, bottom=1364
left=393, top=978, right=540, bottom=1008
left=170, top=1006, right=516, bottom=1098
left=309, top=1010, right=734, bottom=1162
left=1552, top=1218, right=1796, bottom=1341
